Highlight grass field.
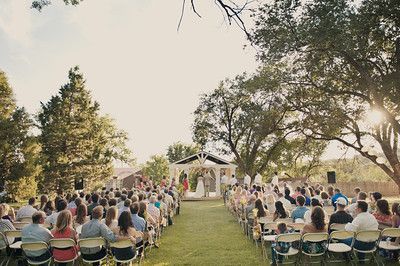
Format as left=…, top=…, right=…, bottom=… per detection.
left=143, top=200, right=267, bottom=266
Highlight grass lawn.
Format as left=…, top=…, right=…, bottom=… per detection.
left=144, top=200, right=267, bottom=266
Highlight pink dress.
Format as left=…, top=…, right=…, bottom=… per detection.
left=51, top=227, right=78, bottom=262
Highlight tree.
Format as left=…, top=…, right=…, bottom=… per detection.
left=0, top=70, right=41, bottom=201
left=38, top=66, right=132, bottom=192
left=251, top=0, right=400, bottom=190
left=142, top=155, right=169, bottom=183
left=166, top=142, right=201, bottom=163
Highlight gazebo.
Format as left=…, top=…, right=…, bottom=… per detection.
left=168, top=151, right=237, bottom=196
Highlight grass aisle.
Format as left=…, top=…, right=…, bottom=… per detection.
left=144, top=200, right=267, bottom=266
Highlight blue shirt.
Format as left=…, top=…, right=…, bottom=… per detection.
left=80, top=219, right=116, bottom=254
left=131, top=214, right=146, bottom=232
left=304, top=196, right=311, bottom=206
left=291, top=206, right=308, bottom=222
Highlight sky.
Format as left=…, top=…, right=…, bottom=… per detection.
left=0, top=0, right=352, bottom=164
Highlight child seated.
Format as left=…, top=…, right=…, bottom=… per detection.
left=271, top=223, right=291, bottom=264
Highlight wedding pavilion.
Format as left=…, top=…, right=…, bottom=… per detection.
left=169, top=151, right=237, bottom=198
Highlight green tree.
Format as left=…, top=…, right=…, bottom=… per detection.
left=166, top=142, right=201, bottom=163
left=38, top=66, right=132, bottom=192
left=251, top=0, right=400, bottom=190
left=142, top=155, right=169, bottom=183
left=0, top=70, right=41, bottom=201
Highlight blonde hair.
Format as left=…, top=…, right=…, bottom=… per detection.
left=55, top=210, right=72, bottom=233
left=105, top=206, right=118, bottom=227
left=265, top=194, right=275, bottom=204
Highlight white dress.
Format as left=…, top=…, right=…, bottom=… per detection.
left=194, top=176, right=205, bottom=198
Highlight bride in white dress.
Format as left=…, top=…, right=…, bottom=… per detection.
left=194, top=175, right=205, bottom=198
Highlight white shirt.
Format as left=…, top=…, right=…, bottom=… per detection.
left=254, top=174, right=262, bottom=185
left=346, top=203, right=358, bottom=217
left=45, top=211, right=59, bottom=225
left=230, top=178, right=238, bottom=186
left=221, top=175, right=228, bottom=184
left=278, top=197, right=292, bottom=211
left=271, top=175, right=279, bottom=187
left=243, top=175, right=251, bottom=186
left=345, top=212, right=379, bottom=232
left=16, top=205, right=37, bottom=220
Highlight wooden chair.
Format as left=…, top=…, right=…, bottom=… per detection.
left=49, top=238, right=78, bottom=264
left=21, top=242, right=52, bottom=265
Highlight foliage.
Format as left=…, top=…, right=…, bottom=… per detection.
left=251, top=0, right=400, bottom=190
left=0, top=70, right=41, bottom=200
left=38, top=66, right=133, bottom=193
left=166, top=142, right=201, bottom=163
left=6, top=176, right=38, bottom=202
left=142, top=155, right=169, bottom=183
left=193, top=70, right=326, bottom=178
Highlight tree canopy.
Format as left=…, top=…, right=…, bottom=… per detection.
left=38, top=66, right=133, bottom=193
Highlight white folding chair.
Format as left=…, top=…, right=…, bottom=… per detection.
left=288, top=223, right=305, bottom=232
left=4, top=230, right=22, bottom=266
left=78, top=237, right=108, bottom=265
left=21, top=242, right=52, bottom=265
left=19, top=217, right=32, bottom=223
left=301, top=233, right=329, bottom=263
left=329, top=223, right=346, bottom=232
left=378, top=228, right=400, bottom=264
left=0, top=232, right=8, bottom=265
left=110, top=239, right=137, bottom=265
left=353, top=230, right=380, bottom=264
left=273, top=233, right=302, bottom=264
left=12, top=222, right=29, bottom=230
left=327, top=231, right=355, bottom=263
left=49, top=238, right=78, bottom=264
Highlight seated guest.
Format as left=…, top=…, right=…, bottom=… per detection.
left=291, top=187, right=302, bottom=200
left=351, top=187, right=361, bottom=204
left=39, top=195, right=48, bottom=212
left=369, top=192, right=382, bottom=213
left=271, top=223, right=290, bottom=264
left=327, top=186, right=334, bottom=198
left=331, top=188, right=348, bottom=211
left=138, top=201, right=156, bottom=227
left=254, top=198, right=268, bottom=225
left=0, top=205, right=16, bottom=245
left=16, top=197, right=37, bottom=221
left=103, top=206, right=119, bottom=231
left=51, top=210, right=78, bottom=264
left=392, top=203, right=400, bottom=228
left=291, top=196, right=308, bottom=222
left=46, top=199, right=68, bottom=226
left=99, top=198, right=108, bottom=218
left=346, top=191, right=367, bottom=217
left=264, top=194, right=276, bottom=213
left=130, top=202, right=147, bottom=251
left=284, top=188, right=296, bottom=205
left=67, top=194, right=78, bottom=216
left=43, top=201, right=55, bottom=217
left=73, top=203, right=89, bottom=228
left=116, top=194, right=127, bottom=209
left=300, top=188, right=311, bottom=206
left=87, top=193, right=100, bottom=216
left=245, top=195, right=257, bottom=225
left=320, top=191, right=331, bottom=206
left=304, top=198, right=326, bottom=224
left=147, top=196, right=161, bottom=224
left=373, top=199, right=392, bottom=226
left=344, top=201, right=379, bottom=261
left=1, top=203, right=15, bottom=222
left=302, top=206, right=327, bottom=234
left=273, top=201, right=289, bottom=222
left=109, top=198, right=117, bottom=207
left=328, top=197, right=353, bottom=233
left=80, top=206, right=126, bottom=266
left=312, top=189, right=322, bottom=203
left=111, top=211, right=143, bottom=262
left=21, top=211, right=53, bottom=262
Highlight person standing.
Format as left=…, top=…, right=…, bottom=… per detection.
left=204, top=171, right=213, bottom=198
left=183, top=174, right=189, bottom=198
left=243, top=174, right=251, bottom=187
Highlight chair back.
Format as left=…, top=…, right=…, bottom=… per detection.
left=329, top=223, right=346, bottom=231
left=4, top=230, right=22, bottom=239
left=330, top=230, right=354, bottom=241
left=263, top=222, right=277, bottom=231
left=381, top=228, right=400, bottom=238
left=276, top=233, right=302, bottom=243
left=302, top=233, right=329, bottom=242
left=78, top=237, right=106, bottom=249
left=50, top=238, right=76, bottom=249
left=110, top=239, right=135, bottom=249
left=302, top=233, right=329, bottom=256
left=289, top=223, right=305, bottom=231
left=20, top=217, right=33, bottom=223
left=13, top=222, right=30, bottom=230
left=277, top=218, right=293, bottom=224
left=355, top=230, right=380, bottom=243
left=0, top=232, right=7, bottom=249
left=258, top=217, right=271, bottom=224
left=21, top=241, right=49, bottom=252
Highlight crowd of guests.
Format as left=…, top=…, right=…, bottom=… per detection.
left=227, top=182, right=400, bottom=264
left=0, top=182, right=181, bottom=265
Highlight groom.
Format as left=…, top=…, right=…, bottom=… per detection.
left=204, top=171, right=213, bottom=197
